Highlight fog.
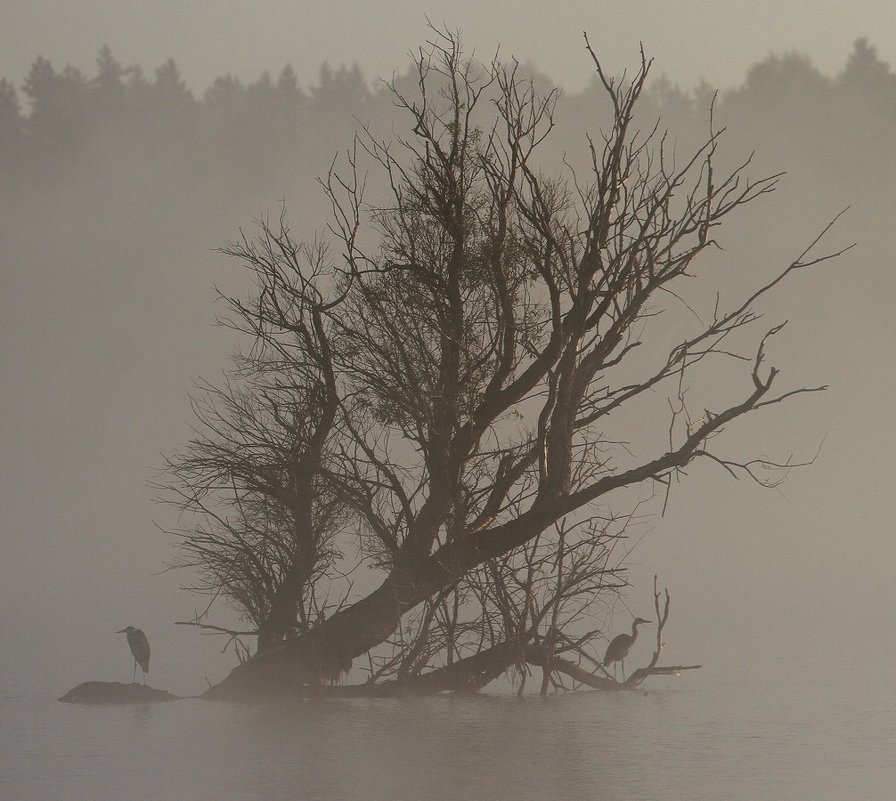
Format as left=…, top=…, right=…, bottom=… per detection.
left=1, top=3, right=895, bottom=798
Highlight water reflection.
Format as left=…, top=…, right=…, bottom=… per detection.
left=2, top=679, right=893, bottom=801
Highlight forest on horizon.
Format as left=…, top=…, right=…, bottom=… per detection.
left=1, top=37, right=894, bottom=190
left=2, top=35, right=891, bottom=394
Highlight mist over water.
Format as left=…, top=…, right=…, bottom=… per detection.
left=1, top=5, right=895, bottom=798
left=4, top=674, right=894, bottom=800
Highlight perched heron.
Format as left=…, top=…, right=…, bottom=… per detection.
left=117, top=626, right=150, bottom=684
left=603, top=617, right=651, bottom=681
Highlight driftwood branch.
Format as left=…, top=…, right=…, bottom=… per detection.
left=625, top=574, right=693, bottom=686
left=175, top=621, right=258, bottom=637
left=175, top=620, right=257, bottom=660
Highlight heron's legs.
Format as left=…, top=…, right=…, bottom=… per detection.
left=132, top=660, right=137, bottom=684
left=621, top=659, right=626, bottom=682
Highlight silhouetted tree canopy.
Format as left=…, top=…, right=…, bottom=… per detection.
left=151, top=29, right=851, bottom=697
left=0, top=36, right=875, bottom=697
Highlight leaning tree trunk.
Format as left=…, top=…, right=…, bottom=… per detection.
left=204, top=440, right=714, bottom=698
left=204, top=508, right=557, bottom=697
left=205, top=579, right=404, bottom=697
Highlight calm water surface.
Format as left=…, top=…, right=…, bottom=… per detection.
left=2, top=675, right=893, bottom=800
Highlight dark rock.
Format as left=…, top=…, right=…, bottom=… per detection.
left=59, top=681, right=179, bottom=704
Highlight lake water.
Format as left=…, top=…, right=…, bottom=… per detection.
left=2, top=673, right=893, bottom=800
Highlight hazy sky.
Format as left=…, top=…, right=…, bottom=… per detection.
left=2, top=0, right=895, bottom=93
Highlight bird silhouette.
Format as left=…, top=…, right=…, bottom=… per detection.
left=117, top=626, right=150, bottom=684
left=603, top=617, right=650, bottom=681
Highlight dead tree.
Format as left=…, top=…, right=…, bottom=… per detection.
left=161, top=26, right=848, bottom=698
left=161, top=227, right=350, bottom=653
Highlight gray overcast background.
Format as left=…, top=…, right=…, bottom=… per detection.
left=1, top=1, right=894, bottom=698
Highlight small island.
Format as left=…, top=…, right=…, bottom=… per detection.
left=59, top=681, right=178, bottom=704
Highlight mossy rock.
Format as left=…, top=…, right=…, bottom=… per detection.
left=59, top=681, right=179, bottom=704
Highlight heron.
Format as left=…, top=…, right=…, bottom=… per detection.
left=603, top=617, right=651, bottom=682
left=117, top=626, right=150, bottom=684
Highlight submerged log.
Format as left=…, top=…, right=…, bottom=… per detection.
left=59, top=681, right=179, bottom=704
left=625, top=664, right=702, bottom=686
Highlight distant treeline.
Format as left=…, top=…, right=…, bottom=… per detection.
left=0, top=38, right=893, bottom=195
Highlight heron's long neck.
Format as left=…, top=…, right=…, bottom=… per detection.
left=631, top=621, right=641, bottom=637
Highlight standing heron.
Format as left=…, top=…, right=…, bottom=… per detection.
left=603, top=617, right=651, bottom=681
left=117, top=626, right=150, bottom=684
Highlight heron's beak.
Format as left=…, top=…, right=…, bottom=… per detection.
left=116, top=628, right=127, bottom=633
